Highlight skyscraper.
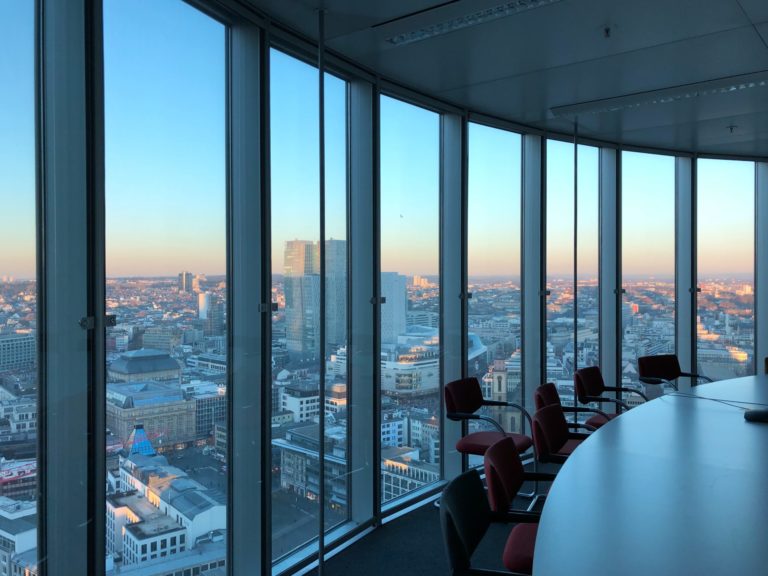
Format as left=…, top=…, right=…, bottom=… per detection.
left=284, top=240, right=320, bottom=358
left=381, top=272, right=407, bottom=345
left=178, top=271, right=193, bottom=293
left=325, top=239, right=347, bottom=353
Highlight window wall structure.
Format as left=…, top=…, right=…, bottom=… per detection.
left=103, top=1, right=227, bottom=573
left=621, top=152, right=676, bottom=392
left=545, top=141, right=600, bottom=408
left=0, top=4, right=38, bottom=575
left=379, top=95, right=441, bottom=505
left=269, top=47, right=351, bottom=562
left=466, top=123, right=522, bottom=436
left=696, top=159, right=755, bottom=380
left=27, top=2, right=768, bottom=573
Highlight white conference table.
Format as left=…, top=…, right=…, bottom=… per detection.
left=533, top=375, right=768, bottom=576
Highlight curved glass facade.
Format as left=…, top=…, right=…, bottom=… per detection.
left=22, top=2, right=768, bottom=574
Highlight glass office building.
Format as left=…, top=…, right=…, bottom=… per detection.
left=3, top=0, right=768, bottom=574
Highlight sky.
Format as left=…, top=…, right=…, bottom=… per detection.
left=0, top=0, right=760, bottom=281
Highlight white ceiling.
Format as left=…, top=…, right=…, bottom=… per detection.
left=246, top=0, right=768, bottom=157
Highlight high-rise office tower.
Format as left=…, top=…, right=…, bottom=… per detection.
left=381, top=272, right=407, bottom=345
left=284, top=240, right=321, bottom=358
left=204, top=295, right=225, bottom=336
left=325, top=239, right=347, bottom=353
left=178, top=271, right=193, bottom=293
left=198, top=292, right=212, bottom=320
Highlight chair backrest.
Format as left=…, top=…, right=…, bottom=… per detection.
left=484, top=437, right=524, bottom=513
left=637, top=354, right=681, bottom=382
left=440, top=469, right=491, bottom=574
left=445, top=377, right=484, bottom=415
left=532, top=405, right=569, bottom=459
left=534, top=383, right=562, bottom=410
left=574, top=366, right=605, bottom=404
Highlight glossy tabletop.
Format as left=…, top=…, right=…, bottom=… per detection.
left=533, top=375, right=768, bottom=576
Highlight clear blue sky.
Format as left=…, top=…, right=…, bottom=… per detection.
left=0, top=1, right=35, bottom=280
left=0, top=0, right=759, bottom=280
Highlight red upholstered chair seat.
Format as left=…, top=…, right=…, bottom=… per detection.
left=556, top=438, right=583, bottom=458
left=503, top=522, right=538, bottom=574
left=585, top=413, right=617, bottom=429
left=456, top=431, right=533, bottom=456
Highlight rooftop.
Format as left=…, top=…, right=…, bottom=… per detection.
left=109, top=348, right=181, bottom=375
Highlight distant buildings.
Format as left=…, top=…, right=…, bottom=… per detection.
left=380, top=272, right=407, bottom=345
left=0, top=336, right=35, bottom=373
left=106, top=381, right=196, bottom=449
left=108, top=349, right=182, bottom=383
left=0, top=497, right=36, bottom=575
left=177, top=271, right=193, bottom=293
left=107, top=449, right=225, bottom=572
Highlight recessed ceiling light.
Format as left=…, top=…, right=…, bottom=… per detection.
left=551, top=70, right=768, bottom=117
left=386, top=0, right=564, bottom=46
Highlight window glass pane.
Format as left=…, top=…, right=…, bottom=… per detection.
left=621, top=151, right=675, bottom=395
left=546, top=140, right=575, bottom=395
left=546, top=141, right=600, bottom=412
left=576, top=145, right=600, bottom=373
left=323, top=74, right=349, bottom=530
left=697, top=159, right=755, bottom=380
left=466, top=124, right=522, bottom=450
left=0, top=3, right=37, bottom=574
left=104, top=2, right=227, bottom=573
left=379, top=96, right=440, bottom=504
left=269, top=49, right=321, bottom=559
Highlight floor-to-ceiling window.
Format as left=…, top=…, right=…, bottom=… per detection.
left=269, top=48, right=351, bottom=561
left=545, top=140, right=599, bottom=408
left=0, top=3, right=38, bottom=573
left=379, top=95, right=441, bottom=504
left=466, top=123, right=522, bottom=438
left=697, top=159, right=755, bottom=380
left=621, top=151, right=676, bottom=394
left=104, top=2, right=227, bottom=572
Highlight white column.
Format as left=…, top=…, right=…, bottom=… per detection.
left=755, top=163, right=768, bottom=374
left=40, top=1, right=97, bottom=573
left=522, top=135, right=543, bottom=412
left=440, top=113, right=464, bottom=481
left=348, top=78, right=376, bottom=523
left=229, top=22, right=266, bottom=573
left=599, top=148, right=619, bottom=387
left=676, top=157, right=695, bottom=389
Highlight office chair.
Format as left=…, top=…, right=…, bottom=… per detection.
left=531, top=405, right=589, bottom=465
left=534, top=383, right=605, bottom=430
left=441, top=468, right=538, bottom=575
left=444, top=377, right=533, bottom=457
left=574, top=366, right=647, bottom=415
left=484, top=437, right=555, bottom=522
left=637, top=354, right=712, bottom=391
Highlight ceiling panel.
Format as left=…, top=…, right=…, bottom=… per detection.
left=246, top=0, right=768, bottom=156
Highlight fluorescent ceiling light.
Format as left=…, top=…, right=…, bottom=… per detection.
left=550, top=70, right=768, bottom=117
left=386, top=0, right=564, bottom=46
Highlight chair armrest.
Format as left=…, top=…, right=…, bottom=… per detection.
left=482, top=399, right=534, bottom=435
left=522, top=471, right=557, bottom=482
left=492, top=509, right=541, bottom=524
left=604, top=386, right=648, bottom=402
left=568, top=432, right=590, bottom=440
left=568, top=422, right=596, bottom=432
left=563, top=405, right=611, bottom=418
left=681, top=371, right=713, bottom=383
left=446, top=412, right=479, bottom=422
left=584, top=395, right=630, bottom=413
left=639, top=376, right=665, bottom=385
left=447, top=412, right=506, bottom=434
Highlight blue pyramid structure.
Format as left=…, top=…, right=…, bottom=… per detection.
left=126, top=424, right=156, bottom=457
